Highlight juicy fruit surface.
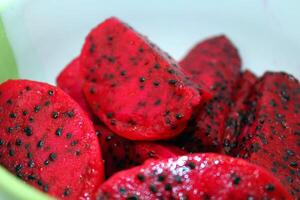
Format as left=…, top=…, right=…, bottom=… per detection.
left=96, top=123, right=185, bottom=178
left=56, top=57, right=93, bottom=117
left=0, top=80, right=104, bottom=199
left=80, top=17, right=206, bottom=140
left=235, top=72, right=300, bottom=197
left=223, top=70, right=257, bottom=154
left=97, top=153, right=292, bottom=200
left=175, top=35, right=241, bottom=152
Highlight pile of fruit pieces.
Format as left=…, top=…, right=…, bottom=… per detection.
left=0, top=17, right=299, bottom=200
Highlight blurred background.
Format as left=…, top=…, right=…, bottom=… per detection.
left=0, top=0, right=299, bottom=84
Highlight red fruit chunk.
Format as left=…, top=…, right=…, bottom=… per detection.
left=95, top=123, right=185, bottom=178
left=96, top=153, right=292, bottom=200
left=175, top=35, right=241, bottom=152
left=80, top=17, right=209, bottom=140
left=236, top=72, right=300, bottom=197
left=0, top=80, right=104, bottom=199
left=222, top=70, right=257, bottom=154
left=56, top=57, right=93, bottom=117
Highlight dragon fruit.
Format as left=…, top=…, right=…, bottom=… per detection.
left=95, top=123, right=185, bottom=178
left=79, top=17, right=209, bottom=141
left=96, top=153, right=292, bottom=199
left=174, top=35, right=241, bottom=152
left=235, top=72, right=300, bottom=197
left=222, top=70, right=257, bottom=154
left=0, top=80, right=104, bottom=199
left=56, top=57, right=93, bottom=118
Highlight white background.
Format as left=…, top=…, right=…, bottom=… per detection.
left=2, top=0, right=300, bottom=84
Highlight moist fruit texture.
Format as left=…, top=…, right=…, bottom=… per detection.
left=96, top=153, right=292, bottom=200
left=174, top=35, right=241, bottom=152
left=222, top=70, right=257, bottom=154
left=0, top=80, right=104, bottom=199
left=235, top=72, right=300, bottom=197
left=95, top=123, right=185, bottom=178
left=56, top=57, right=93, bottom=118
left=80, top=17, right=209, bottom=141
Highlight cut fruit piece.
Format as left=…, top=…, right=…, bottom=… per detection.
left=235, top=72, right=300, bottom=197
left=56, top=57, right=93, bottom=118
left=95, top=123, right=185, bottom=178
left=80, top=17, right=209, bottom=141
left=222, top=70, right=257, bottom=154
left=96, top=153, right=292, bottom=199
left=0, top=80, right=104, bottom=199
left=175, top=35, right=241, bottom=152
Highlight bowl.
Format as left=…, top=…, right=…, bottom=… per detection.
left=0, top=0, right=299, bottom=199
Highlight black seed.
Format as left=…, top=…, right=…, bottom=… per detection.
left=120, top=70, right=126, bottom=76
left=165, top=183, right=172, bottom=191
left=44, top=160, right=49, bottom=166
left=37, top=140, right=44, bottom=148
left=280, top=90, right=290, bottom=101
left=174, top=175, right=182, bottom=183
left=286, top=149, right=295, bottom=156
left=251, top=142, right=260, bottom=152
left=167, top=68, right=175, bottom=74
left=29, top=117, right=34, bottom=122
left=139, top=77, right=146, bottom=83
left=43, top=185, right=49, bottom=192
left=119, top=187, right=126, bottom=194
left=9, top=149, right=14, bottom=156
left=154, top=99, right=161, bottom=106
left=6, top=99, right=12, bottom=104
left=49, top=153, right=57, bottom=161
left=107, top=56, right=115, bottom=63
left=290, top=161, right=298, bottom=167
left=107, top=36, right=113, bottom=41
left=15, top=139, right=22, bottom=146
left=22, top=111, right=28, bottom=116
left=7, top=127, right=13, bottom=133
left=71, top=140, right=78, bottom=146
left=0, top=139, right=3, bottom=146
left=63, top=188, right=71, bottom=197
left=147, top=151, right=155, bottom=158
left=55, top=128, right=63, bottom=136
left=34, top=105, right=40, bottom=113
left=25, top=86, right=31, bottom=91
left=90, top=87, right=96, bottom=94
left=48, top=90, right=54, bottom=96
left=44, top=101, right=50, bottom=106
left=154, top=64, right=160, bottom=69
left=15, top=164, right=22, bottom=172
left=269, top=99, right=276, bottom=107
left=27, top=152, right=33, bottom=159
left=136, top=173, right=145, bottom=182
left=37, top=180, right=43, bottom=186
left=176, top=113, right=183, bottom=120
left=110, top=119, right=116, bottom=126
left=28, top=160, right=34, bottom=168
left=105, top=136, right=112, bottom=142
left=187, top=162, right=196, bottom=169
left=149, top=184, right=157, bottom=193
left=106, top=112, right=114, bottom=119
left=168, top=79, right=177, bottom=85
left=75, top=150, right=81, bottom=156
left=28, top=174, right=36, bottom=180
left=9, top=112, right=17, bottom=118
left=153, top=81, right=160, bottom=86
left=24, top=127, right=32, bottom=136
left=265, top=184, right=275, bottom=191
left=126, top=195, right=138, bottom=200
left=52, top=111, right=59, bottom=119
left=157, top=174, right=165, bottom=182
left=67, top=111, right=74, bottom=118
left=232, top=175, right=241, bottom=185
left=66, top=133, right=73, bottom=139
